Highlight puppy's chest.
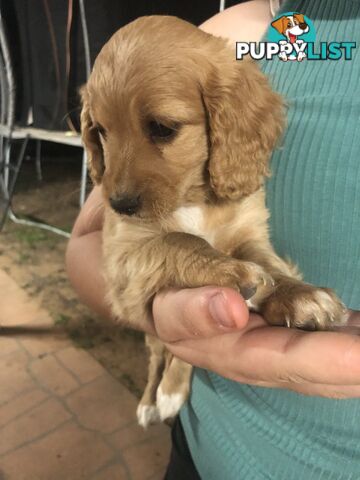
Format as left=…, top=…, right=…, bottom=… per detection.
left=171, top=193, right=269, bottom=253
left=172, top=205, right=231, bottom=252
left=172, top=205, right=213, bottom=241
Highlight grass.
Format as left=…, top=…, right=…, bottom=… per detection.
left=17, top=252, right=31, bottom=264
left=54, top=313, right=71, bottom=326
left=14, top=227, right=50, bottom=247
left=13, top=226, right=62, bottom=249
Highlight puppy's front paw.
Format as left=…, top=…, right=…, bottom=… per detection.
left=261, top=282, right=347, bottom=331
left=209, top=259, right=274, bottom=301
left=297, top=51, right=306, bottom=62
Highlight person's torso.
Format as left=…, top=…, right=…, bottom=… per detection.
left=181, top=1, right=360, bottom=478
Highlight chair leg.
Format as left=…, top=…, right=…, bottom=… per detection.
left=0, top=136, right=12, bottom=204
left=3, top=135, right=11, bottom=189
left=35, top=139, right=42, bottom=181
left=0, top=135, right=29, bottom=231
left=0, top=135, right=4, bottom=169
left=79, top=148, right=87, bottom=207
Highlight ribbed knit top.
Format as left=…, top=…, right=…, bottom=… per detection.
left=181, top=1, right=360, bottom=478
left=265, top=0, right=360, bottom=309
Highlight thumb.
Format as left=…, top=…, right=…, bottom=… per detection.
left=152, top=286, right=249, bottom=343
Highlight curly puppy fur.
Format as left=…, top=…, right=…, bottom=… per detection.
left=80, top=16, right=346, bottom=426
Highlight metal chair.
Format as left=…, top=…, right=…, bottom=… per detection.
left=0, top=0, right=92, bottom=237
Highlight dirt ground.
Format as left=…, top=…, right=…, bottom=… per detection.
left=0, top=143, right=147, bottom=397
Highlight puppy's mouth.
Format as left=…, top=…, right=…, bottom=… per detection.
left=289, top=32, right=297, bottom=43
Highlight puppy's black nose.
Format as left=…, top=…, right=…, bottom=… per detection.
left=109, top=195, right=141, bottom=216
left=299, top=22, right=308, bottom=30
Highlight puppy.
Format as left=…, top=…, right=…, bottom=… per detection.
left=271, top=13, right=310, bottom=61
left=80, top=16, right=346, bottom=427
left=271, top=13, right=309, bottom=43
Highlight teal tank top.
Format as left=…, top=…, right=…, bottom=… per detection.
left=181, top=1, right=360, bottom=478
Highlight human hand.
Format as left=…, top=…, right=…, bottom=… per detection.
left=153, top=287, right=360, bottom=398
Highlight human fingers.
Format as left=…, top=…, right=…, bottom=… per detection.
left=152, top=286, right=249, bottom=342
left=166, top=314, right=360, bottom=386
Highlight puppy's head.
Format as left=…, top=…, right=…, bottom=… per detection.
left=271, top=14, right=309, bottom=37
left=81, top=16, right=284, bottom=219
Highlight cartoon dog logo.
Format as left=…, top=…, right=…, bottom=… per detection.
left=271, top=13, right=310, bottom=61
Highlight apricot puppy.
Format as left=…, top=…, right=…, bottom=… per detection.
left=80, top=16, right=346, bottom=427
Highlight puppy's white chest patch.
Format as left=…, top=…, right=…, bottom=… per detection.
left=173, top=206, right=204, bottom=235
left=173, top=206, right=215, bottom=246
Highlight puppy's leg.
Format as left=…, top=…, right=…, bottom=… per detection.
left=105, top=231, right=275, bottom=333
left=105, top=228, right=275, bottom=426
left=233, top=244, right=347, bottom=330
left=156, top=356, right=192, bottom=422
left=136, top=336, right=191, bottom=426
left=137, top=335, right=166, bottom=428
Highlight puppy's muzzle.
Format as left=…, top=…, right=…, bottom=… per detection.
left=109, top=195, right=141, bottom=216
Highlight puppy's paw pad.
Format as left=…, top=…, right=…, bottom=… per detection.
left=136, top=404, right=161, bottom=428
left=156, top=386, right=186, bottom=421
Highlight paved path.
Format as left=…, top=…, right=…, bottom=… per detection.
left=0, top=269, right=170, bottom=480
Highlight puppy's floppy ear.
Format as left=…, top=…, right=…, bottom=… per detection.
left=80, top=86, right=104, bottom=184
left=294, top=13, right=306, bottom=24
left=271, top=16, right=287, bottom=35
left=202, top=57, right=284, bottom=201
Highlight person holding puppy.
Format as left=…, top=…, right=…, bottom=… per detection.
left=66, top=0, right=360, bottom=478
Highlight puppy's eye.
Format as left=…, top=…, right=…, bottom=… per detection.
left=148, top=121, right=177, bottom=142
left=95, top=123, right=106, bottom=139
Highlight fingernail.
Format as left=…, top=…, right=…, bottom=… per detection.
left=208, top=292, right=234, bottom=328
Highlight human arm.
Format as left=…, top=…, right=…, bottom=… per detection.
left=65, top=186, right=112, bottom=320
